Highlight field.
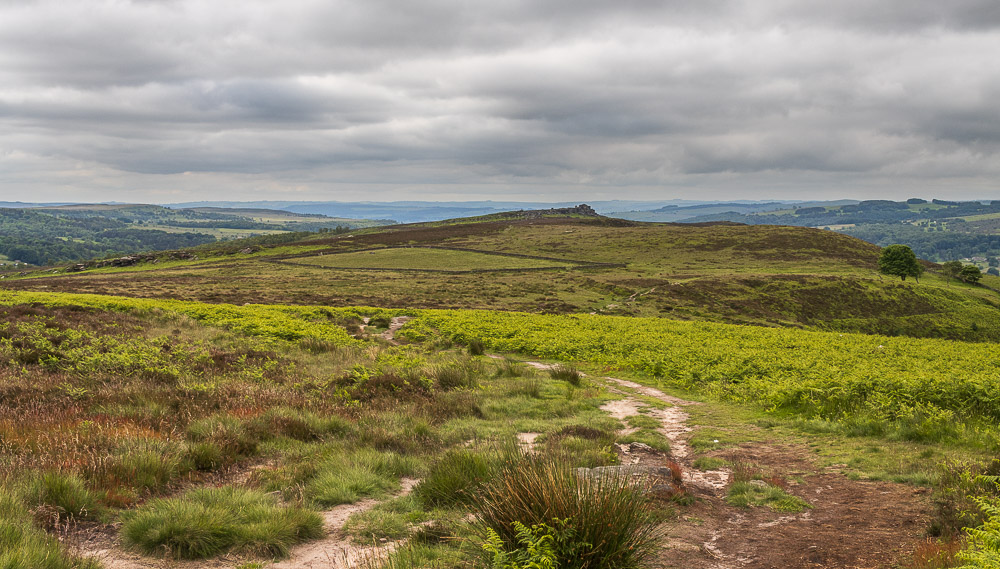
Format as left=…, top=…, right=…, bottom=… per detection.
left=5, top=213, right=1000, bottom=568
left=282, top=247, right=579, bottom=272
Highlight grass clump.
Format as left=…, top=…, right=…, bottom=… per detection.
left=692, top=456, right=730, bottom=471
left=307, top=449, right=419, bottom=507
left=472, top=450, right=660, bottom=569
left=120, top=486, right=323, bottom=560
left=23, top=471, right=101, bottom=522
left=726, top=481, right=811, bottom=512
left=415, top=449, right=497, bottom=508
left=1, top=488, right=102, bottom=569
left=186, top=415, right=260, bottom=460
left=467, top=339, right=486, bottom=356
left=725, top=462, right=810, bottom=513
left=548, top=365, right=582, bottom=387
left=253, top=407, right=352, bottom=441
left=108, top=442, right=188, bottom=493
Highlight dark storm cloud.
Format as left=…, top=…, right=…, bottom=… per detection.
left=0, top=0, right=998, bottom=202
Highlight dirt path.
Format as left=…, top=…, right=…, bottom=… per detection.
left=520, top=358, right=930, bottom=569
left=71, top=479, right=419, bottom=569
left=379, top=316, right=411, bottom=343
left=599, top=379, right=928, bottom=569
left=272, top=478, right=419, bottom=569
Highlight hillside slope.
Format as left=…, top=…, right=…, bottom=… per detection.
left=3, top=211, right=1000, bottom=341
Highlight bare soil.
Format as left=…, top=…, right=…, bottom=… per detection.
left=594, top=374, right=930, bottom=569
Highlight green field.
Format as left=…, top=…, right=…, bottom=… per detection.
left=286, top=247, right=576, bottom=271
left=1, top=289, right=999, bottom=566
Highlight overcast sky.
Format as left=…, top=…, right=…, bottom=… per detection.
left=1, top=0, right=998, bottom=204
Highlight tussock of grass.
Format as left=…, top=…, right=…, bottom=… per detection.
left=307, top=449, right=420, bottom=507
left=617, top=430, right=671, bottom=453
left=0, top=489, right=102, bottom=569
left=494, top=358, right=533, bottom=379
left=255, top=407, right=353, bottom=441
left=472, top=450, right=660, bottom=569
left=692, top=456, right=730, bottom=471
left=726, top=481, right=811, bottom=512
left=548, top=365, right=582, bottom=387
left=23, top=471, right=101, bottom=522
left=467, top=339, right=485, bottom=356
left=108, top=442, right=188, bottom=492
left=415, top=449, right=496, bottom=508
left=120, top=486, right=323, bottom=560
left=187, top=415, right=260, bottom=459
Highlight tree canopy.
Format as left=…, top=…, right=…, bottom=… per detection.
left=878, top=244, right=923, bottom=281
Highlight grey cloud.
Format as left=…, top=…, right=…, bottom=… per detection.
left=1, top=0, right=999, bottom=202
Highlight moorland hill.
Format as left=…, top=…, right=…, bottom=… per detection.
left=3, top=209, right=1000, bottom=341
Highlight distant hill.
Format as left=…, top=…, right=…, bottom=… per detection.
left=166, top=200, right=710, bottom=223
left=0, top=204, right=388, bottom=266
left=678, top=199, right=1000, bottom=262
left=4, top=206, right=1000, bottom=342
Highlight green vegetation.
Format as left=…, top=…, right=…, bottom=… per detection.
left=288, top=247, right=574, bottom=271
left=8, top=214, right=1000, bottom=343
left=0, top=292, right=624, bottom=566
left=0, top=489, right=101, bottom=569
left=416, top=309, right=1000, bottom=445
left=673, top=198, right=1000, bottom=262
left=120, top=486, right=323, bottom=559
left=878, top=244, right=923, bottom=281
left=725, top=481, right=811, bottom=512
left=472, top=450, right=661, bottom=569
left=6, top=209, right=1000, bottom=566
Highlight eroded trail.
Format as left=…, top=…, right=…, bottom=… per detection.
left=523, top=359, right=930, bottom=569
left=272, top=478, right=419, bottom=569
left=74, top=479, right=419, bottom=569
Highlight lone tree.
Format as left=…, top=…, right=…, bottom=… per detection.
left=960, top=265, right=983, bottom=284
left=941, top=260, right=963, bottom=285
left=878, top=244, right=923, bottom=282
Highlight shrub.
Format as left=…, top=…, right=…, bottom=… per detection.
left=23, top=471, right=100, bottom=522
left=120, top=486, right=323, bottom=560
left=467, top=339, right=485, bottom=356
left=472, top=450, right=660, bottom=569
left=415, top=449, right=496, bottom=508
left=548, top=365, right=582, bottom=387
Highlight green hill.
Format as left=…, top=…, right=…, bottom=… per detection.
left=3, top=209, right=1000, bottom=341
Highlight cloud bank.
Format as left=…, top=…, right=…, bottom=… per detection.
left=1, top=0, right=998, bottom=202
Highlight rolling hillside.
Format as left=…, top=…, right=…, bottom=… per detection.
left=4, top=208, right=1000, bottom=342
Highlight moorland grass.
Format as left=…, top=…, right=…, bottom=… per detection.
left=472, top=450, right=660, bottom=569
left=0, top=489, right=102, bottom=569
left=307, top=449, right=420, bottom=507
left=548, top=364, right=582, bottom=387
left=22, top=471, right=101, bottom=522
left=414, top=449, right=497, bottom=508
left=120, top=486, right=323, bottom=560
left=725, top=481, right=812, bottom=512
